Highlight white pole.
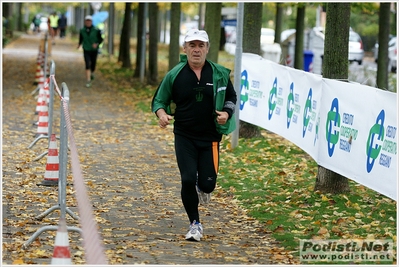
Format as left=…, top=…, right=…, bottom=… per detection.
left=231, top=3, right=244, bottom=149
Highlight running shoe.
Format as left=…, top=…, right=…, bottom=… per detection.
left=196, top=185, right=211, bottom=205
left=85, top=81, right=91, bottom=88
left=90, top=74, right=94, bottom=81
left=185, top=220, right=203, bottom=242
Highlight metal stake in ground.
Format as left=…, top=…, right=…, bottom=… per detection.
left=23, top=84, right=81, bottom=249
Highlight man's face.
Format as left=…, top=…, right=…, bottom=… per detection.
left=183, top=40, right=209, bottom=67
left=85, top=19, right=92, bottom=27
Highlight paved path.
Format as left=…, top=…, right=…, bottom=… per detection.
left=2, top=33, right=283, bottom=265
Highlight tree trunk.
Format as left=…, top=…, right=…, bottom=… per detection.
left=314, top=3, right=350, bottom=194
left=118, top=2, right=131, bottom=68
left=274, top=3, right=283, bottom=44
left=107, top=3, right=115, bottom=57
left=168, top=3, right=181, bottom=70
left=198, top=3, right=205, bottom=30
left=17, top=3, right=23, bottom=31
left=204, top=3, right=222, bottom=63
left=242, top=3, right=262, bottom=55
left=391, top=3, right=397, bottom=36
left=240, top=3, right=263, bottom=138
left=294, top=5, right=305, bottom=70
left=3, top=3, right=13, bottom=34
left=134, top=3, right=145, bottom=78
left=147, top=3, right=158, bottom=85
left=315, top=166, right=350, bottom=194
left=322, top=4, right=350, bottom=79
left=376, top=3, right=391, bottom=90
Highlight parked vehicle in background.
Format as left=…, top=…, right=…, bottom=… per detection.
left=388, top=38, right=397, bottom=73
left=373, top=36, right=396, bottom=73
left=372, top=35, right=395, bottom=62
left=225, top=25, right=236, bottom=43
left=224, top=27, right=275, bottom=46
left=280, top=28, right=296, bottom=43
left=348, top=29, right=364, bottom=65
left=280, top=27, right=364, bottom=65
left=260, top=28, right=275, bottom=45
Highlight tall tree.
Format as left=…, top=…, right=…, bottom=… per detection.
left=376, top=3, right=391, bottom=90
left=147, top=3, right=159, bottom=85
left=274, top=3, right=284, bottom=44
left=118, top=2, right=132, bottom=68
left=240, top=2, right=263, bottom=138
left=169, top=3, right=181, bottom=70
left=391, top=3, right=397, bottom=36
left=314, top=3, right=351, bottom=194
left=17, top=3, right=23, bottom=31
left=198, top=3, right=205, bottom=30
left=294, top=4, right=305, bottom=70
left=134, top=3, right=145, bottom=78
left=204, top=3, right=222, bottom=63
left=3, top=2, right=13, bottom=34
left=107, top=3, right=115, bottom=57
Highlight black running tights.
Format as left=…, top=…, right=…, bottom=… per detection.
left=83, top=50, right=98, bottom=72
left=174, top=134, right=219, bottom=224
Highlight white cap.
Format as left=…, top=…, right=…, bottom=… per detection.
left=184, top=29, right=209, bottom=43
left=85, top=15, right=92, bottom=21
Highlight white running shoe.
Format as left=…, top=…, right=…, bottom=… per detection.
left=196, top=185, right=211, bottom=205
left=185, top=220, right=203, bottom=242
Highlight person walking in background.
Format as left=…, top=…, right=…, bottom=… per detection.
left=77, top=15, right=103, bottom=88
left=32, top=15, right=41, bottom=33
left=151, top=29, right=237, bottom=242
left=48, top=12, right=59, bottom=44
left=58, top=13, right=67, bottom=38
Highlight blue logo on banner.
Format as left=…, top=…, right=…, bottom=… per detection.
left=287, top=82, right=294, bottom=129
left=366, top=110, right=385, bottom=173
left=326, top=98, right=340, bottom=157
left=268, top=78, right=277, bottom=120
left=302, top=88, right=312, bottom=137
left=240, top=70, right=249, bottom=110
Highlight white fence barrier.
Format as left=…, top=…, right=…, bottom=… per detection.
left=239, top=53, right=397, bottom=200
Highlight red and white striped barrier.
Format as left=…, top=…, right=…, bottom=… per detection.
left=35, top=84, right=47, bottom=114
left=286, top=54, right=293, bottom=67
left=36, top=99, right=48, bottom=136
left=51, top=218, right=72, bottom=265
left=308, top=62, right=313, bottom=73
left=34, top=63, right=43, bottom=85
left=36, top=50, right=44, bottom=71
left=44, top=78, right=50, bottom=103
left=37, top=134, right=59, bottom=187
left=53, top=77, right=108, bottom=264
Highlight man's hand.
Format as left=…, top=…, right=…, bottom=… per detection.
left=156, top=109, right=173, bottom=128
left=215, top=110, right=228, bottom=125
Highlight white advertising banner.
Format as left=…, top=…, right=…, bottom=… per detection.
left=239, top=53, right=397, bottom=200
left=240, top=53, right=322, bottom=160
left=318, top=79, right=397, bottom=200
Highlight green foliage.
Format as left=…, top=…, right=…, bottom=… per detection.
left=351, top=2, right=380, bottom=16
left=2, top=34, right=10, bottom=46
left=265, top=4, right=319, bottom=31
